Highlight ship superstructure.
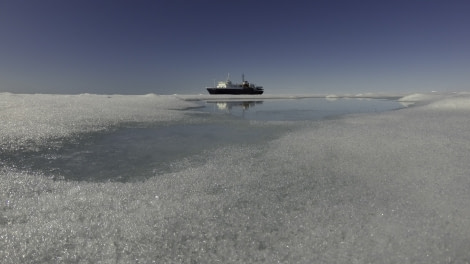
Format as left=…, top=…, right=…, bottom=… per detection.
left=206, top=74, right=264, bottom=95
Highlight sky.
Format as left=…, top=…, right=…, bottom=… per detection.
left=1, top=0, right=469, bottom=95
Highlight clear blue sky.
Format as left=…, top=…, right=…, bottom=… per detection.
left=1, top=0, right=469, bottom=94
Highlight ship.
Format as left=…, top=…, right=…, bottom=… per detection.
left=206, top=74, right=264, bottom=95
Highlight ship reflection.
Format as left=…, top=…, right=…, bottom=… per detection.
left=207, top=100, right=263, bottom=111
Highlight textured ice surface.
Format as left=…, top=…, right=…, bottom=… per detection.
left=1, top=92, right=470, bottom=263
left=0, top=93, right=198, bottom=152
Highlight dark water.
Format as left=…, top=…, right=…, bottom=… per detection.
left=202, top=98, right=403, bottom=121
left=3, top=98, right=404, bottom=182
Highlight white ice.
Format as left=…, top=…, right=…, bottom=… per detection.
left=0, top=93, right=198, bottom=151
left=1, top=92, right=470, bottom=263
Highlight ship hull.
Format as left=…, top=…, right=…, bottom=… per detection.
left=206, top=88, right=263, bottom=95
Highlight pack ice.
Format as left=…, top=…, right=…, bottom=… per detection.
left=1, top=92, right=470, bottom=263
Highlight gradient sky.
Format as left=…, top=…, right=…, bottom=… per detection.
left=1, top=0, right=469, bottom=95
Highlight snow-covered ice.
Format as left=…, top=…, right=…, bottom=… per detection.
left=1, top=92, right=470, bottom=263
left=0, top=93, right=197, bottom=152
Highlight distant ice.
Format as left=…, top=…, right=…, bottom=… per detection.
left=1, top=92, right=470, bottom=263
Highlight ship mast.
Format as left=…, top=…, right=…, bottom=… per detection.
left=242, top=73, right=245, bottom=82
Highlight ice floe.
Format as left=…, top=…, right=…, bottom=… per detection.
left=1, top=92, right=470, bottom=263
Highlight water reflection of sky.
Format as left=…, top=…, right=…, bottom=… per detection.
left=203, top=98, right=404, bottom=121
left=8, top=98, right=404, bottom=182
